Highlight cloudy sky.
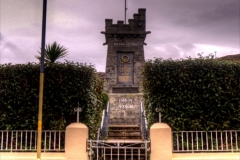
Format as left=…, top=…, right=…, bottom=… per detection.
left=0, top=0, right=239, bottom=72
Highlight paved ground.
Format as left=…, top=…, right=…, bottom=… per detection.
left=1, top=152, right=240, bottom=160
left=0, top=153, right=65, bottom=160
left=173, top=153, right=240, bottom=160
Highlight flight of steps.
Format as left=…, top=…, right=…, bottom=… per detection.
left=108, top=125, right=142, bottom=139
left=103, top=125, right=146, bottom=160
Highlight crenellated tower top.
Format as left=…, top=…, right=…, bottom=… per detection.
left=101, top=9, right=150, bottom=46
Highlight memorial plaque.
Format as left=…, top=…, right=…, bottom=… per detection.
left=117, top=53, right=134, bottom=84
left=112, top=87, right=139, bottom=93
left=110, top=97, right=141, bottom=125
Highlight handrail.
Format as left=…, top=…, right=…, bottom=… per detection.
left=140, top=102, right=148, bottom=140
left=101, top=101, right=110, bottom=139
left=100, top=109, right=105, bottom=131
left=106, top=101, right=110, bottom=113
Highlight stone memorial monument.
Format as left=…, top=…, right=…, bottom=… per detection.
left=101, top=8, right=150, bottom=125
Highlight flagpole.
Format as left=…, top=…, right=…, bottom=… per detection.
left=125, top=0, right=127, bottom=24
left=37, top=0, right=47, bottom=159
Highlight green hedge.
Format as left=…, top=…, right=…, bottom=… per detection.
left=143, top=56, right=240, bottom=131
left=0, top=62, right=106, bottom=138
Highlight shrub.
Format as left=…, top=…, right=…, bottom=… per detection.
left=0, top=62, right=106, bottom=138
left=143, top=55, right=240, bottom=131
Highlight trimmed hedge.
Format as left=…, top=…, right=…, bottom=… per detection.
left=143, top=56, right=240, bottom=131
left=0, top=62, right=106, bottom=139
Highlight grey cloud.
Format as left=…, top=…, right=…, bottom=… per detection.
left=164, top=44, right=181, bottom=59
left=178, top=42, right=196, bottom=52
left=0, top=33, right=33, bottom=63
left=2, top=42, right=39, bottom=64
left=1, top=0, right=239, bottom=71
left=0, top=32, right=3, bottom=40
left=146, top=41, right=197, bottom=60
left=145, top=44, right=182, bottom=60
left=3, top=41, right=23, bottom=55
left=10, top=27, right=40, bottom=38
left=169, top=1, right=239, bottom=43
left=0, top=33, right=4, bottom=45
left=177, top=42, right=196, bottom=58
left=199, top=1, right=239, bottom=23
left=145, top=1, right=239, bottom=39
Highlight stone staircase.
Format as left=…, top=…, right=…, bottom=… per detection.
left=98, top=95, right=148, bottom=159
left=108, top=125, right=142, bottom=140
left=103, top=125, right=146, bottom=160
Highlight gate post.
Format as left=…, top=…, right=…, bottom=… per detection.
left=65, top=123, right=88, bottom=160
left=150, top=123, right=172, bottom=160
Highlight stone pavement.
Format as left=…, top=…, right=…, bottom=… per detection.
left=1, top=152, right=240, bottom=160
left=173, top=153, right=240, bottom=160
left=0, top=153, right=65, bottom=160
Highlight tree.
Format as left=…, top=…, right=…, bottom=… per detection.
left=35, top=41, right=68, bottom=63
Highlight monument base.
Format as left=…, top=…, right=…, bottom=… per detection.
left=108, top=93, right=143, bottom=125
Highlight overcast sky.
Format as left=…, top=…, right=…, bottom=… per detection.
left=0, top=0, right=239, bottom=72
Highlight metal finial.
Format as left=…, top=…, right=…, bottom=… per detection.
left=155, top=107, right=162, bottom=123
left=74, top=102, right=82, bottom=123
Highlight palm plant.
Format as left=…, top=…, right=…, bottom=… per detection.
left=36, top=41, right=68, bottom=63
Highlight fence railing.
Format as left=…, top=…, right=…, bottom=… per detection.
left=0, top=130, right=65, bottom=152
left=173, top=130, right=240, bottom=152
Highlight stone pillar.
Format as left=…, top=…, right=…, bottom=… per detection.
left=150, top=123, right=172, bottom=160
left=65, top=123, right=88, bottom=160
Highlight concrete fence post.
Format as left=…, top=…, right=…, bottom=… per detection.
left=150, top=123, right=172, bottom=160
left=65, top=123, right=88, bottom=160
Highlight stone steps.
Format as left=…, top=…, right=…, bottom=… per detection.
left=108, top=125, right=142, bottom=140
left=110, top=118, right=140, bottom=125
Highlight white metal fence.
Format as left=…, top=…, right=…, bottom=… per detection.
left=173, top=130, right=240, bottom=152
left=87, top=140, right=150, bottom=160
left=3, top=129, right=240, bottom=153
left=0, top=130, right=65, bottom=152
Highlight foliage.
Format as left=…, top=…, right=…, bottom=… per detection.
left=101, top=92, right=109, bottom=111
left=143, top=55, right=240, bottom=131
left=0, top=62, right=106, bottom=139
left=35, top=41, right=68, bottom=63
